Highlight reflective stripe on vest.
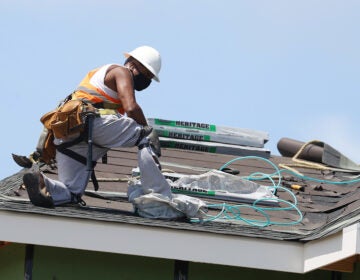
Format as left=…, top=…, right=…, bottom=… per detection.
left=72, top=67, right=125, bottom=114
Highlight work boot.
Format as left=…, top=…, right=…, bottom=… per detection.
left=23, top=172, right=54, bottom=208
left=12, top=153, right=33, bottom=168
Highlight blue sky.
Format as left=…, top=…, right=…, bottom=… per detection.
left=1, top=0, right=359, bottom=179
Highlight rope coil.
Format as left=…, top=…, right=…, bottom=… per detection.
left=191, top=156, right=303, bottom=227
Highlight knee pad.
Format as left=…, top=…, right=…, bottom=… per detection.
left=136, top=126, right=153, bottom=147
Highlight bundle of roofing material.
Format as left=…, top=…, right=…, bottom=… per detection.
left=131, top=168, right=277, bottom=205
left=277, top=137, right=360, bottom=172
left=148, top=118, right=270, bottom=158
left=159, top=137, right=271, bottom=158
left=168, top=170, right=279, bottom=206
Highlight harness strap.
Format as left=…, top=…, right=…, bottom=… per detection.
left=56, top=135, right=84, bottom=150
left=138, top=143, right=150, bottom=150
left=70, top=193, right=87, bottom=206
left=56, top=144, right=100, bottom=191
left=93, top=102, right=122, bottom=110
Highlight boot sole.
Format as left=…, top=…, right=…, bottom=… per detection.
left=23, top=172, right=54, bottom=208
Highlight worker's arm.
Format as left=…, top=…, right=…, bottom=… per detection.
left=105, top=66, right=148, bottom=126
left=105, top=66, right=161, bottom=157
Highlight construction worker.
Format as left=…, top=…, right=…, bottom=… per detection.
left=22, top=45, right=168, bottom=208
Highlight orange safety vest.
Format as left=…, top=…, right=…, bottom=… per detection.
left=72, top=67, right=125, bottom=114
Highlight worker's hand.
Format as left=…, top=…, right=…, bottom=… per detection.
left=148, top=129, right=161, bottom=158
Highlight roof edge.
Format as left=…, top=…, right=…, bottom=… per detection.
left=304, top=223, right=360, bottom=272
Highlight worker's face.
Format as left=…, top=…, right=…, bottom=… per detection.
left=133, top=61, right=153, bottom=91
left=134, top=61, right=154, bottom=80
left=133, top=72, right=152, bottom=91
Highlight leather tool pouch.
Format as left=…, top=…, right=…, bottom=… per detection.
left=33, top=126, right=56, bottom=165
left=41, top=99, right=97, bottom=139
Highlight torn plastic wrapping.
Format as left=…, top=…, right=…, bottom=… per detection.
left=174, top=170, right=261, bottom=193
left=172, top=170, right=276, bottom=199
left=128, top=169, right=276, bottom=220
left=131, top=146, right=275, bottom=220
left=128, top=145, right=207, bottom=220
left=128, top=180, right=206, bottom=220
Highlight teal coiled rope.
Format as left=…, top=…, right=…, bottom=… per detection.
left=191, top=156, right=304, bottom=227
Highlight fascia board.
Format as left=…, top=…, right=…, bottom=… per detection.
left=2, top=210, right=358, bottom=273
left=0, top=210, right=304, bottom=273
left=357, top=224, right=360, bottom=254
left=303, top=223, right=360, bottom=272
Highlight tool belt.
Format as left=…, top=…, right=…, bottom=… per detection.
left=97, top=108, right=118, bottom=115
left=40, top=99, right=98, bottom=139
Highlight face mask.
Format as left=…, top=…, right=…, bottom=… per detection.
left=133, top=73, right=152, bottom=91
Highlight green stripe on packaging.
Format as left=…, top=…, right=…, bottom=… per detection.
left=154, top=118, right=216, bottom=132
left=156, top=130, right=211, bottom=142
left=160, top=140, right=217, bottom=153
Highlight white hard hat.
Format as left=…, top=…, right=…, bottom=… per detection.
left=124, top=46, right=161, bottom=82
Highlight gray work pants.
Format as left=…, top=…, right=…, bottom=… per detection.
left=44, top=113, right=144, bottom=205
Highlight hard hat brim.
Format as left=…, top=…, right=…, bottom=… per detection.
left=124, top=52, right=160, bottom=82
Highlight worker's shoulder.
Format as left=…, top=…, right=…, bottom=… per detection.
left=107, top=64, right=128, bottom=75
left=106, top=65, right=131, bottom=80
